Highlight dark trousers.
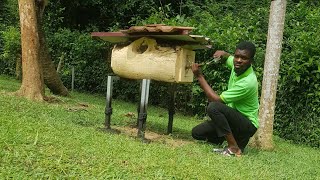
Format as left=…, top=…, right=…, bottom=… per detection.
left=192, top=102, right=257, bottom=151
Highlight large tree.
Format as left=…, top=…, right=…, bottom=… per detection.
left=251, top=0, right=287, bottom=149
left=16, top=0, right=44, bottom=100
left=16, top=0, right=68, bottom=100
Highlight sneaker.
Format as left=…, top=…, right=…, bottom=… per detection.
left=212, top=147, right=225, bottom=153
left=220, top=148, right=241, bottom=157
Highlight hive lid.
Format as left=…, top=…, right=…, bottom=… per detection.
left=121, top=24, right=195, bottom=35
left=91, top=24, right=211, bottom=50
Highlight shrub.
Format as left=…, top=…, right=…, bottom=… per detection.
left=0, top=26, right=20, bottom=76
left=274, top=1, right=320, bottom=147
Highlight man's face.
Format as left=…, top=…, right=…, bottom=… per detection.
left=233, top=49, right=252, bottom=75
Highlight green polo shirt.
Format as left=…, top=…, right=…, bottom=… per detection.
left=220, top=56, right=259, bottom=128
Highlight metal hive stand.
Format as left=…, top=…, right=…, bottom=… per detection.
left=104, top=75, right=176, bottom=141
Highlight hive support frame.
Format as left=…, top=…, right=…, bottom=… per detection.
left=104, top=75, right=119, bottom=130
left=104, top=76, right=176, bottom=140
left=167, top=83, right=176, bottom=134
left=137, top=79, right=151, bottom=141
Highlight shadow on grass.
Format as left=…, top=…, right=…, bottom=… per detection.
left=144, top=120, right=194, bottom=140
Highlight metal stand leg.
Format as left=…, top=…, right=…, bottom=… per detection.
left=167, top=83, right=176, bottom=134
left=137, top=79, right=151, bottom=140
left=104, top=75, right=119, bottom=130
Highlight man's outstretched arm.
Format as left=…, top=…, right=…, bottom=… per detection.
left=192, top=63, right=223, bottom=102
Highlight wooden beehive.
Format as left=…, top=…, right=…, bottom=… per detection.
left=111, top=37, right=195, bottom=83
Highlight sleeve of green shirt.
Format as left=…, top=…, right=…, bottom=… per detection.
left=225, top=55, right=234, bottom=69
left=220, top=80, right=249, bottom=104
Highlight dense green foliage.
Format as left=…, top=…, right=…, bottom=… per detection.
left=47, top=28, right=111, bottom=92
left=274, top=2, right=320, bottom=147
left=0, top=26, right=20, bottom=76
left=1, top=75, right=320, bottom=179
left=0, top=0, right=19, bottom=76
left=0, top=0, right=319, bottom=147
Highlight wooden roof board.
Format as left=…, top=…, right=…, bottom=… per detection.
left=122, top=25, right=195, bottom=34
left=93, top=36, right=129, bottom=43
left=145, top=24, right=166, bottom=27
left=91, top=33, right=209, bottom=43
left=145, top=26, right=162, bottom=32
left=182, top=44, right=212, bottom=50
left=189, top=35, right=211, bottom=44
left=91, top=32, right=125, bottom=37
left=92, top=38, right=211, bottom=50
left=146, top=35, right=197, bottom=42
left=91, top=26, right=211, bottom=50
left=91, top=32, right=129, bottom=43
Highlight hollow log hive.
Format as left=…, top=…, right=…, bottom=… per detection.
left=92, top=24, right=211, bottom=83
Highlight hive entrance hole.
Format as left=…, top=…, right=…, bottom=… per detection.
left=137, top=44, right=148, bottom=54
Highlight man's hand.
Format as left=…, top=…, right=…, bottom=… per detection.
left=191, top=63, right=202, bottom=78
left=213, top=50, right=230, bottom=63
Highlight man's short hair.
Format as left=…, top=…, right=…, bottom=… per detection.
left=236, top=41, right=256, bottom=61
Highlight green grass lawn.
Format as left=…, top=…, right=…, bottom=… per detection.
left=0, top=75, right=319, bottom=179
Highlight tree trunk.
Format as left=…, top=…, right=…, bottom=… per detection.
left=16, top=0, right=44, bottom=101
left=251, top=0, right=287, bottom=150
left=36, top=0, right=69, bottom=96
left=38, top=24, right=69, bottom=96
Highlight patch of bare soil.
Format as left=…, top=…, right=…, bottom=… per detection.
left=44, top=96, right=65, bottom=103
left=65, top=102, right=90, bottom=112
left=114, top=126, right=194, bottom=148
